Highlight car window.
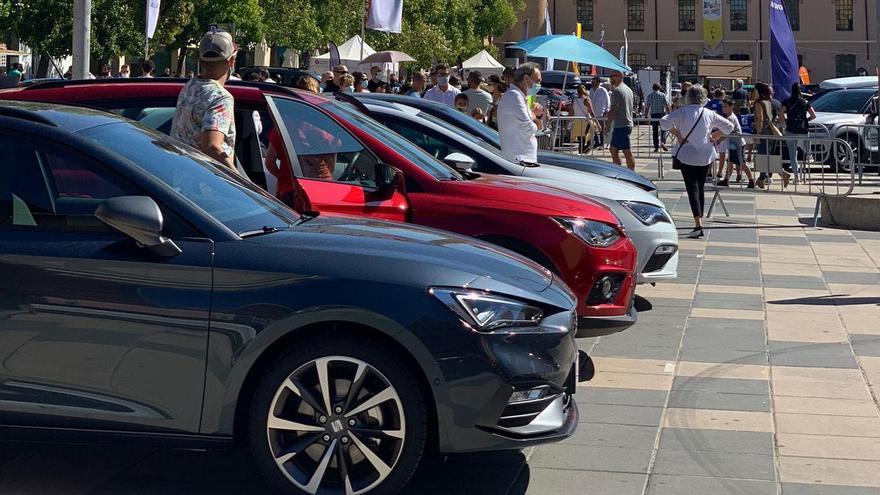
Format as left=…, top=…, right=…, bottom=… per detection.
left=811, top=90, right=875, bottom=114
left=0, top=133, right=141, bottom=233
left=270, top=98, right=382, bottom=188
left=381, top=116, right=509, bottom=175
left=78, top=122, right=299, bottom=234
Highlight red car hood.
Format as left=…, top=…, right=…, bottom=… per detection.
left=450, top=174, right=622, bottom=226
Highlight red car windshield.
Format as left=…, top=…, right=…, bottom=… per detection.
left=319, top=99, right=464, bottom=181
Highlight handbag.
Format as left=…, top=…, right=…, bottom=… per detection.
left=761, top=100, right=784, bottom=137
left=672, top=109, right=704, bottom=170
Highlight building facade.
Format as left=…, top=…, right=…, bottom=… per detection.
left=497, top=0, right=879, bottom=83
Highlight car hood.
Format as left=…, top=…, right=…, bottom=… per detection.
left=812, top=112, right=869, bottom=126
left=455, top=174, right=621, bottom=225
left=521, top=165, right=666, bottom=208
left=245, top=214, right=560, bottom=297
left=536, top=151, right=657, bottom=191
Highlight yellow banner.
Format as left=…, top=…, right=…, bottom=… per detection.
left=703, top=0, right=723, bottom=57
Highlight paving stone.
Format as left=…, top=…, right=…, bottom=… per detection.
left=671, top=376, right=769, bottom=395
left=769, top=341, right=860, bottom=368
left=851, top=230, right=880, bottom=240
left=762, top=275, right=828, bottom=290
left=564, top=423, right=659, bottom=449
left=658, top=428, right=775, bottom=455
left=575, top=387, right=669, bottom=407
left=807, top=234, right=857, bottom=243
left=759, top=236, right=811, bottom=246
left=683, top=327, right=767, bottom=352
left=579, top=404, right=664, bottom=426
left=591, top=342, right=680, bottom=360
left=851, top=335, right=880, bottom=357
left=757, top=208, right=799, bottom=216
left=697, top=276, right=763, bottom=287
left=524, top=469, right=646, bottom=495
left=679, top=347, right=768, bottom=366
left=651, top=449, right=776, bottom=480
left=647, top=474, right=776, bottom=495
left=667, top=390, right=771, bottom=412
left=781, top=483, right=880, bottom=495
left=705, top=246, right=760, bottom=257
left=823, top=271, right=880, bottom=285
left=528, top=444, right=652, bottom=474
left=686, top=317, right=765, bottom=332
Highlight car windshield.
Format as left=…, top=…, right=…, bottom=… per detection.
left=320, top=100, right=464, bottom=180
left=415, top=110, right=512, bottom=162
left=78, top=122, right=300, bottom=235
left=811, top=89, right=876, bottom=114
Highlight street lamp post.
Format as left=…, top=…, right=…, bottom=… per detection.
left=72, top=0, right=91, bottom=79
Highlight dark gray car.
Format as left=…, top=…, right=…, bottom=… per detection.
left=0, top=102, right=588, bottom=494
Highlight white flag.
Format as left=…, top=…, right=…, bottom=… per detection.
left=544, top=4, right=554, bottom=71
left=146, top=0, right=161, bottom=39
left=366, top=0, right=403, bottom=33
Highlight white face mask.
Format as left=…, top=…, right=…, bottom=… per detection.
left=120, top=72, right=130, bottom=78
left=438, top=75, right=449, bottom=86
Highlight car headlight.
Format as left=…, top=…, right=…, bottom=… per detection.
left=618, top=201, right=670, bottom=226
left=553, top=217, right=622, bottom=247
left=430, top=289, right=543, bottom=331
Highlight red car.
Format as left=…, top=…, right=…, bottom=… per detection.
left=1, top=80, right=638, bottom=334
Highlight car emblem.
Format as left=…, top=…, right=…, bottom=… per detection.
left=331, top=419, right=344, bottom=433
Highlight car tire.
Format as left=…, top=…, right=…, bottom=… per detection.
left=247, top=336, right=428, bottom=495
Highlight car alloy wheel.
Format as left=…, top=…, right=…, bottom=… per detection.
left=250, top=339, right=426, bottom=495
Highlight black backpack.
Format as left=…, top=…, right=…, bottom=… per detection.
left=786, top=98, right=809, bottom=134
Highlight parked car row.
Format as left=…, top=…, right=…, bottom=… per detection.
left=0, top=78, right=675, bottom=494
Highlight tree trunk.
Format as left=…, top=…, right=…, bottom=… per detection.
left=175, top=47, right=187, bottom=76
left=36, top=55, right=51, bottom=78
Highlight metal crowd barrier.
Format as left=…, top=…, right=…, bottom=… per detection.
left=807, top=122, right=879, bottom=186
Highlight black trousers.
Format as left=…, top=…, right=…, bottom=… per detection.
left=650, top=112, right=667, bottom=149
left=681, top=164, right=710, bottom=218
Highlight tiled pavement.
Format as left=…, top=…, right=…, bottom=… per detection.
left=1, top=182, right=879, bottom=494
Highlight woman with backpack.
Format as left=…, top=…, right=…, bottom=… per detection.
left=778, top=83, right=816, bottom=185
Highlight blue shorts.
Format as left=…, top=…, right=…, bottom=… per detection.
left=611, top=127, right=632, bottom=151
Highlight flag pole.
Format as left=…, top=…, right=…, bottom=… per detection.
left=360, top=0, right=366, bottom=67
left=144, top=0, right=149, bottom=60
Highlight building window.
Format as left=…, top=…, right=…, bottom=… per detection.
left=627, top=0, right=645, bottom=31
left=836, top=54, right=856, bottom=77
left=677, top=53, right=698, bottom=82
left=629, top=53, right=647, bottom=72
left=678, top=0, right=696, bottom=31
left=836, top=0, right=853, bottom=31
left=576, top=0, right=594, bottom=32
left=730, top=53, right=750, bottom=61
left=784, top=0, right=799, bottom=31
left=730, top=0, right=748, bottom=31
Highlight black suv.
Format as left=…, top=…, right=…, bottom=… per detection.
left=0, top=102, right=588, bottom=494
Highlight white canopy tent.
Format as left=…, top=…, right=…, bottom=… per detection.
left=461, top=49, right=504, bottom=76
left=310, top=35, right=389, bottom=74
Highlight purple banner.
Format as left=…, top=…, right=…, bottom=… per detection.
left=769, top=0, right=799, bottom=101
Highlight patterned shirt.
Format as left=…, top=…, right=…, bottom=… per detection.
left=646, top=91, right=669, bottom=115
left=170, top=78, right=236, bottom=160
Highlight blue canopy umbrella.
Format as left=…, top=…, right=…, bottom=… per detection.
left=511, top=34, right=631, bottom=74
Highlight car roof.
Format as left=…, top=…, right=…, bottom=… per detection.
left=819, top=76, right=879, bottom=90
left=0, top=99, right=131, bottom=132
left=361, top=99, right=421, bottom=117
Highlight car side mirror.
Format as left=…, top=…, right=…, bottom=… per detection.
left=443, top=152, right=476, bottom=172
left=95, top=196, right=182, bottom=257
left=375, top=163, right=405, bottom=196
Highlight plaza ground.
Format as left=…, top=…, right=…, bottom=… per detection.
left=1, top=157, right=879, bottom=494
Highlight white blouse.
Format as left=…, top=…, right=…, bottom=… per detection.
left=660, top=104, right=735, bottom=166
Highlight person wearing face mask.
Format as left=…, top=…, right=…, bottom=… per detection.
left=118, top=64, right=130, bottom=78
left=497, top=62, right=545, bottom=165
left=351, top=71, right=370, bottom=93
left=454, top=94, right=469, bottom=113
left=423, top=63, right=461, bottom=107
left=340, top=74, right=356, bottom=94
left=368, top=66, right=383, bottom=92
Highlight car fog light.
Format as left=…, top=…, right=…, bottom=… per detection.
left=654, top=245, right=677, bottom=255
left=599, top=277, right=615, bottom=299
left=509, top=387, right=549, bottom=403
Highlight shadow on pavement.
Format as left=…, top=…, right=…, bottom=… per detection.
left=0, top=442, right=530, bottom=495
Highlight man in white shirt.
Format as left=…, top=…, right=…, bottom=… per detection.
left=590, top=75, right=610, bottom=148
left=423, top=63, right=460, bottom=107
left=497, top=62, right=545, bottom=164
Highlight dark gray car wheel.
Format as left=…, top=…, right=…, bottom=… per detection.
left=248, top=337, right=427, bottom=495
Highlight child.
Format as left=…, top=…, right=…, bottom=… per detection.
left=471, top=106, right=485, bottom=123
left=718, top=99, right=755, bottom=188
left=454, top=93, right=469, bottom=113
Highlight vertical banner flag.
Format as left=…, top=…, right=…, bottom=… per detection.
left=366, top=0, right=403, bottom=33
left=769, top=0, right=799, bottom=101
left=620, top=29, right=629, bottom=67
left=328, top=42, right=340, bottom=70
left=544, top=3, right=554, bottom=71
left=146, top=0, right=161, bottom=38
left=702, top=0, right=723, bottom=57
left=665, top=69, right=672, bottom=104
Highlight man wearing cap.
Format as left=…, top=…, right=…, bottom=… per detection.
left=322, top=65, right=348, bottom=94
left=171, top=30, right=239, bottom=171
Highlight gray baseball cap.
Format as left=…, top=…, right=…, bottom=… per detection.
left=199, top=30, right=237, bottom=62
